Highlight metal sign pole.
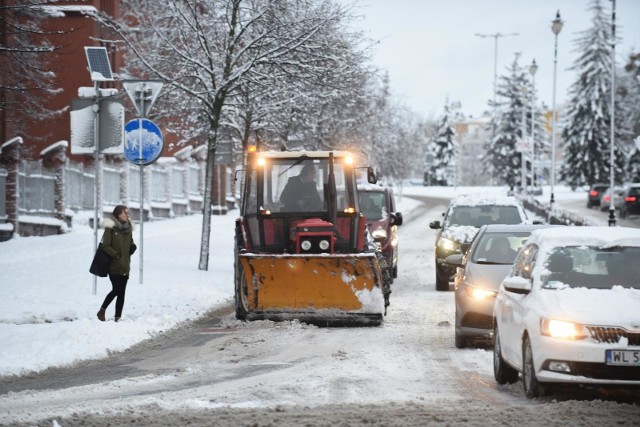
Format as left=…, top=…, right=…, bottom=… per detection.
left=139, top=85, right=145, bottom=284
left=92, top=82, right=101, bottom=295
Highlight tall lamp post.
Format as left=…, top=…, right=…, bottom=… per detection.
left=529, top=59, right=538, bottom=189
left=608, top=0, right=617, bottom=226
left=475, top=32, right=518, bottom=183
left=549, top=11, right=563, bottom=223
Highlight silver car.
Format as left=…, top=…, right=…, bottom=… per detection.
left=450, top=224, right=552, bottom=348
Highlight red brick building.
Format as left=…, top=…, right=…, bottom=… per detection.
left=1, top=1, right=127, bottom=161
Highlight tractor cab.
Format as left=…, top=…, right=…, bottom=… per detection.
left=238, top=151, right=374, bottom=255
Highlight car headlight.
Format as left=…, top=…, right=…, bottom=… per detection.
left=464, top=284, right=497, bottom=300
left=438, top=237, right=458, bottom=252
left=300, top=240, right=312, bottom=251
left=372, top=228, right=387, bottom=242
left=540, top=318, right=586, bottom=340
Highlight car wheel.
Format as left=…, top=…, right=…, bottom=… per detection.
left=455, top=330, right=468, bottom=349
left=522, top=336, right=545, bottom=397
left=493, top=325, right=518, bottom=384
left=435, top=265, right=450, bottom=291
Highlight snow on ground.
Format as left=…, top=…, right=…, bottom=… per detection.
left=0, top=184, right=586, bottom=377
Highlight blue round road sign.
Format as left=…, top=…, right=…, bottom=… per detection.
left=124, top=118, right=163, bottom=165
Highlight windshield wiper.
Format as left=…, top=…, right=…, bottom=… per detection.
left=278, top=154, right=309, bottom=177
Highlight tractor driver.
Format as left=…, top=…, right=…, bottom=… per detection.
left=280, top=163, right=323, bottom=211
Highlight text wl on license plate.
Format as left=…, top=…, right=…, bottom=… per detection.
left=606, top=350, right=640, bottom=366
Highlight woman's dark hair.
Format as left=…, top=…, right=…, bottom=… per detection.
left=113, top=205, right=128, bottom=217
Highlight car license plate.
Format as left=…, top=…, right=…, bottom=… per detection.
left=606, top=350, right=640, bottom=366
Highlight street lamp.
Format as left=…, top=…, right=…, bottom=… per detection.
left=529, top=59, right=538, bottom=190
left=549, top=11, right=563, bottom=223
left=608, top=0, right=617, bottom=226
left=475, top=32, right=518, bottom=183
left=521, top=85, right=528, bottom=194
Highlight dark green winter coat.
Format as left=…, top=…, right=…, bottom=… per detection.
left=101, top=216, right=134, bottom=275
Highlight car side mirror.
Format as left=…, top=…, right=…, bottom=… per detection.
left=367, top=167, right=377, bottom=184
left=429, top=220, right=441, bottom=229
left=460, top=242, right=471, bottom=254
left=391, top=212, right=403, bottom=226
left=502, top=276, right=531, bottom=294
left=445, top=253, right=464, bottom=267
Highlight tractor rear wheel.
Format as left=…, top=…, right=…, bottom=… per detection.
left=234, top=260, right=249, bottom=320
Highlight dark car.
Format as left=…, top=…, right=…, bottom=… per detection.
left=429, top=195, right=528, bottom=292
left=448, top=224, right=554, bottom=348
left=619, top=184, right=640, bottom=218
left=358, top=185, right=403, bottom=279
left=586, top=183, right=608, bottom=208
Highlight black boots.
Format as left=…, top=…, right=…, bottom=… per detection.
left=97, top=308, right=106, bottom=321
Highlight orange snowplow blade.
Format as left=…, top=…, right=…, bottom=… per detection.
left=238, top=253, right=384, bottom=325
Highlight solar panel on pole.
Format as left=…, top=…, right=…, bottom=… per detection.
left=84, top=47, right=114, bottom=81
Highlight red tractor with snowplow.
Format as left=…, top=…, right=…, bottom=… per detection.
left=233, top=150, right=391, bottom=326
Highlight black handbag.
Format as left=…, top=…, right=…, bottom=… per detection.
left=89, top=244, right=111, bottom=277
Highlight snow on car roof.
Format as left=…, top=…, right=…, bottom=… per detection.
left=449, top=194, right=522, bottom=207
left=357, top=183, right=390, bottom=192
left=528, top=226, right=640, bottom=250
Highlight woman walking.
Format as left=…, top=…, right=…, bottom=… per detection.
left=97, top=205, right=136, bottom=322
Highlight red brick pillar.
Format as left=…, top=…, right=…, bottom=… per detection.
left=41, top=141, right=68, bottom=222
left=0, top=137, right=23, bottom=235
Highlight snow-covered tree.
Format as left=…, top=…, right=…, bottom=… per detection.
left=100, top=0, right=376, bottom=270
left=0, top=1, right=65, bottom=142
left=559, top=0, right=626, bottom=188
left=619, top=51, right=640, bottom=180
left=483, top=54, right=533, bottom=188
left=428, top=101, right=458, bottom=186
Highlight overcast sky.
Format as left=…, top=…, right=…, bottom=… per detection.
left=343, top=0, right=640, bottom=120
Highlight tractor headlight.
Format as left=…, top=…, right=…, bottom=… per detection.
left=319, top=240, right=330, bottom=251
left=300, top=240, right=312, bottom=251
left=540, top=318, right=586, bottom=340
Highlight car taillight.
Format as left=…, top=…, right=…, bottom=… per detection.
left=604, top=195, right=610, bottom=202
left=625, top=196, right=637, bottom=202
left=589, top=190, right=599, bottom=197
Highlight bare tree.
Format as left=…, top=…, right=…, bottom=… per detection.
left=100, top=0, right=359, bottom=270
left=0, top=0, right=65, bottom=143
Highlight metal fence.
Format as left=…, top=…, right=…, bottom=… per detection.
left=65, top=162, right=94, bottom=210
left=18, top=162, right=55, bottom=214
left=12, top=158, right=207, bottom=219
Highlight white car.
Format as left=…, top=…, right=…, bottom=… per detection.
left=493, top=226, right=640, bottom=398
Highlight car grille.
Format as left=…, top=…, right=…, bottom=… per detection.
left=565, top=362, right=640, bottom=381
left=587, top=326, right=640, bottom=346
left=461, top=312, right=493, bottom=330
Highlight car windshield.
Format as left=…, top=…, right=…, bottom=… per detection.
left=541, top=246, right=640, bottom=290
left=447, top=205, right=521, bottom=227
left=471, top=232, right=531, bottom=265
left=358, top=191, right=387, bottom=221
